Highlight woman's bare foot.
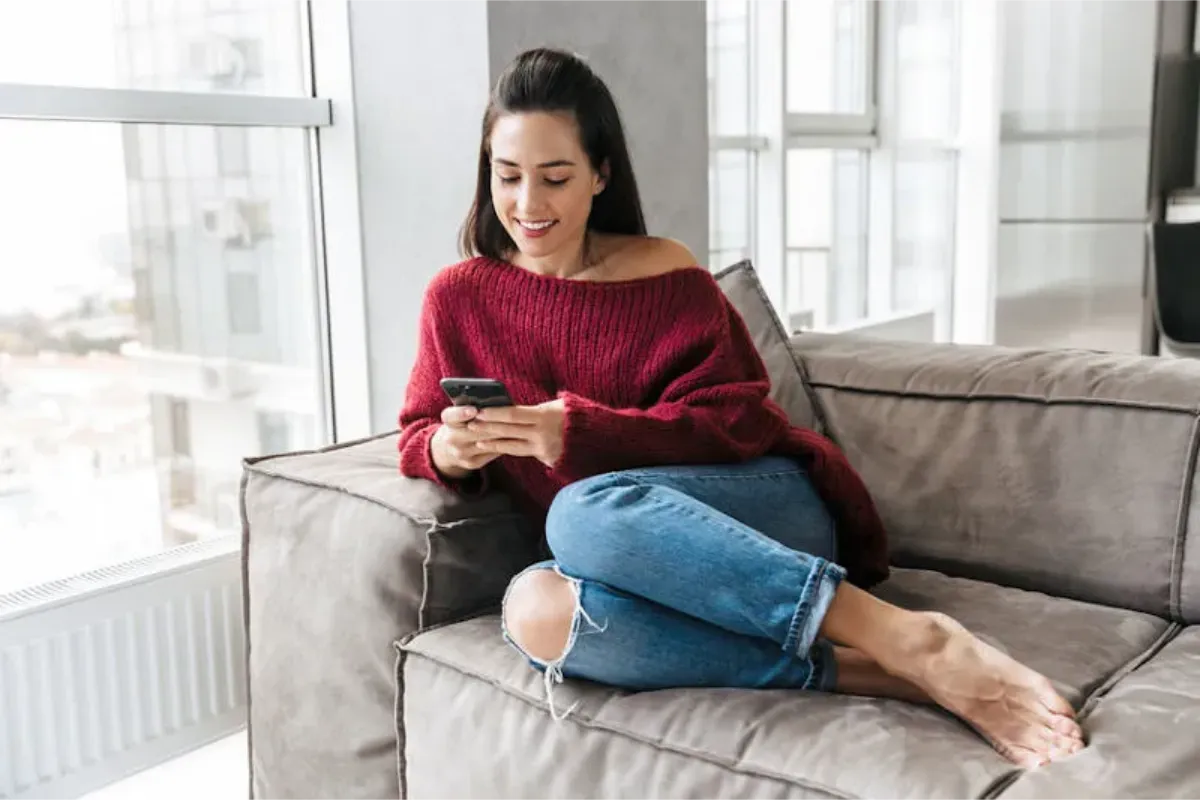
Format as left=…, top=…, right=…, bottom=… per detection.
left=818, top=585, right=1085, bottom=767
left=833, top=645, right=933, bottom=705
left=881, top=612, right=1085, bottom=767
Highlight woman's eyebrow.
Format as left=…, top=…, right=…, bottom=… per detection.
left=493, top=158, right=577, bottom=168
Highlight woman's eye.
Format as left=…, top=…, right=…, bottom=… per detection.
left=498, top=175, right=520, bottom=185
left=545, top=178, right=569, bottom=187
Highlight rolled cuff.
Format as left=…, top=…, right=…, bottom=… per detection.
left=785, top=558, right=847, bottom=659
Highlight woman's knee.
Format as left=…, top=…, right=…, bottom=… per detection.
left=502, top=568, right=577, bottom=663
left=545, top=472, right=641, bottom=566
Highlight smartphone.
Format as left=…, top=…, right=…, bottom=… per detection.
left=440, top=377, right=514, bottom=408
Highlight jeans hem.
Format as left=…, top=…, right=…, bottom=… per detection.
left=784, top=557, right=846, bottom=658
left=809, top=640, right=839, bottom=692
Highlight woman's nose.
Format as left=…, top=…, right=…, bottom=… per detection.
left=516, top=182, right=543, bottom=213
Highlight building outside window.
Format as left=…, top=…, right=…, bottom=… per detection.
left=0, top=0, right=326, bottom=593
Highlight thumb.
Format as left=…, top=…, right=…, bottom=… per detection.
left=441, top=405, right=478, bottom=426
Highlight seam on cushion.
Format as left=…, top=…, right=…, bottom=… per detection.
left=808, top=379, right=1200, bottom=416
left=745, top=269, right=831, bottom=436
left=1171, top=418, right=1200, bottom=620
left=978, top=770, right=1022, bottom=799
left=715, top=260, right=831, bottom=437
left=418, top=522, right=435, bottom=631
left=401, top=647, right=856, bottom=799
left=394, top=645, right=408, bottom=799
left=240, top=462, right=528, bottom=528
left=1076, top=622, right=1184, bottom=720
left=975, top=622, right=1180, bottom=800
left=242, top=429, right=398, bottom=467
left=396, top=608, right=501, bottom=650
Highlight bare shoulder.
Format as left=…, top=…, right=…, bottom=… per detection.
left=604, top=236, right=702, bottom=280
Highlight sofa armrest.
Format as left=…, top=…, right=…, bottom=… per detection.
left=240, top=433, right=541, bottom=799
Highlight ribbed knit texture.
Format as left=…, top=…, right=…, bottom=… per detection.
left=398, top=257, right=888, bottom=587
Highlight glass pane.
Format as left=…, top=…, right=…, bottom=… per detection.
left=893, top=151, right=957, bottom=315
left=894, top=0, right=959, bottom=141
left=0, top=119, right=327, bottom=595
left=786, top=0, right=870, bottom=114
left=1000, top=0, right=1155, bottom=222
left=0, top=0, right=309, bottom=95
left=708, top=0, right=752, bottom=137
left=786, top=149, right=868, bottom=327
left=995, top=0, right=1155, bottom=351
left=709, top=149, right=753, bottom=269
left=994, top=223, right=1144, bottom=352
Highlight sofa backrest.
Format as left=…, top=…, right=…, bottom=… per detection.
left=790, top=333, right=1200, bottom=623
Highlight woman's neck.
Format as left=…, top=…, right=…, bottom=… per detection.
left=509, top=233, right=613, bottom=280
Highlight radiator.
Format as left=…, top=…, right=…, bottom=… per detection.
left=0, top=540, right=246, bottom=799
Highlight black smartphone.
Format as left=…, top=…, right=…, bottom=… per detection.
left=440, top=377, right=514, bottom=408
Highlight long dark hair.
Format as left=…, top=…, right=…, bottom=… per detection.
left=460, top=48, right=647, bottom=261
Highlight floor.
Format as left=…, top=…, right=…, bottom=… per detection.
left=84, top=731, right=247, bottom=799
left=993, top=284, right=1148, bottom=354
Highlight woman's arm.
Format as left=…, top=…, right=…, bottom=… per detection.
left=397, top=284, right=492, bottom=491
left=550, top=295, right=789, bottom=482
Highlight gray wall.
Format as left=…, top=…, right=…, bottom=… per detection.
left=348, top=0, right=709, bottom=432
left=346, top=0, right=492, bottom=433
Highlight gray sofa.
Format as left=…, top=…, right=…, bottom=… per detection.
left=241, top=263, right=1200, bottom=799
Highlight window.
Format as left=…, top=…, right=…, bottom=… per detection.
left=708, top=0, right=752, bottom=138
left=0, top=2, right=306, bottom=95
left=709, top=0, right=962, bottom=338
left=786, top=0, right=872, bottom=115
left=0, top=115, right=323, bottom=594
left=786, top=149, right=869, bottom=328
left=0, top=3, right=328, bottom=597
left=227, top=272, right=263, bottom=335
left=217, top=126, right=250, bottom=176
left=257, top=410, right=292, bottom=455
left=710, top=149, right=754, bottom=269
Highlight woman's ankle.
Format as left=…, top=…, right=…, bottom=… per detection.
left=817, top=582, right=914, bottom=661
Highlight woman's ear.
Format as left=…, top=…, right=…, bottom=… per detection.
left=594, top=161, right=610, bottom=195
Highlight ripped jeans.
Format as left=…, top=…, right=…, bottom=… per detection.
left=501, top=457, right=846, bottom=714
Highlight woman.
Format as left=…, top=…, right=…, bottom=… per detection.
left=399, top=48, right=1083, bottom=768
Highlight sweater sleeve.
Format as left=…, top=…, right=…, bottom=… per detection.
left=553, top=292, right=788, bottom=483
left=396, top=283, right=487, bottom=494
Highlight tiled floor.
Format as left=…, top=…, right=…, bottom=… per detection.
left=84, top=731, right=247, bottom=799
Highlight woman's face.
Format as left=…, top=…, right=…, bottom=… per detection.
left=488, top=111, right=605, bottom=262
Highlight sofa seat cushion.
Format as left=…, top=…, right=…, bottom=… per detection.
left=399, top=568, right=1169, bottom=799
left=999, top=626, right=1200, bottom=799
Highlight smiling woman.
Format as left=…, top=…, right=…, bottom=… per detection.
left=459, top=48, right=646, bottom=275
left=398, top=46, right=1085, bottom=769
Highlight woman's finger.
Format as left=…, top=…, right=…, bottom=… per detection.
left=478, top=438, right=538, bottom=457
left=441, top=405, right=479, bottom=427
left=476, top=405, right=538, bottom=425
left=467, top=420, right=533, bottom=440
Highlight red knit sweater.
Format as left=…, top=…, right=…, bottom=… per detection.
left=398, top=257, right=889, bottom=587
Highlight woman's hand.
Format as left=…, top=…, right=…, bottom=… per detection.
left=430, top=406, right=501, bottom=479
left=467, top=399, right=566, bottom=468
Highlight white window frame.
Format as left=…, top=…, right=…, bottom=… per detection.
left=0, top=11, right=371, bottom=443
left=0, top=1, right=372, bottom=791
left=711, top=0, right=974, bottom=341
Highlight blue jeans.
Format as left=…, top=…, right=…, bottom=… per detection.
left=501, top=457, right=846, bottom=710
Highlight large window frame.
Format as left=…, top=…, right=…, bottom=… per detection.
left=0, top=9, right=369, bottom=445
left=0, top=2, right=371, bottom=791
left=710, top=0, right=966, bottom=341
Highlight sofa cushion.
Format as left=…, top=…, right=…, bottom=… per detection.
left=999, top=626, right=1200, bottom=799
left=241, top=433, right=542, bottom=799
left=399, top=568, right=1168, bottom=799
left=791, top=332, right=1200, bottom=621
left=715, top=260, right=825, bottom=434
